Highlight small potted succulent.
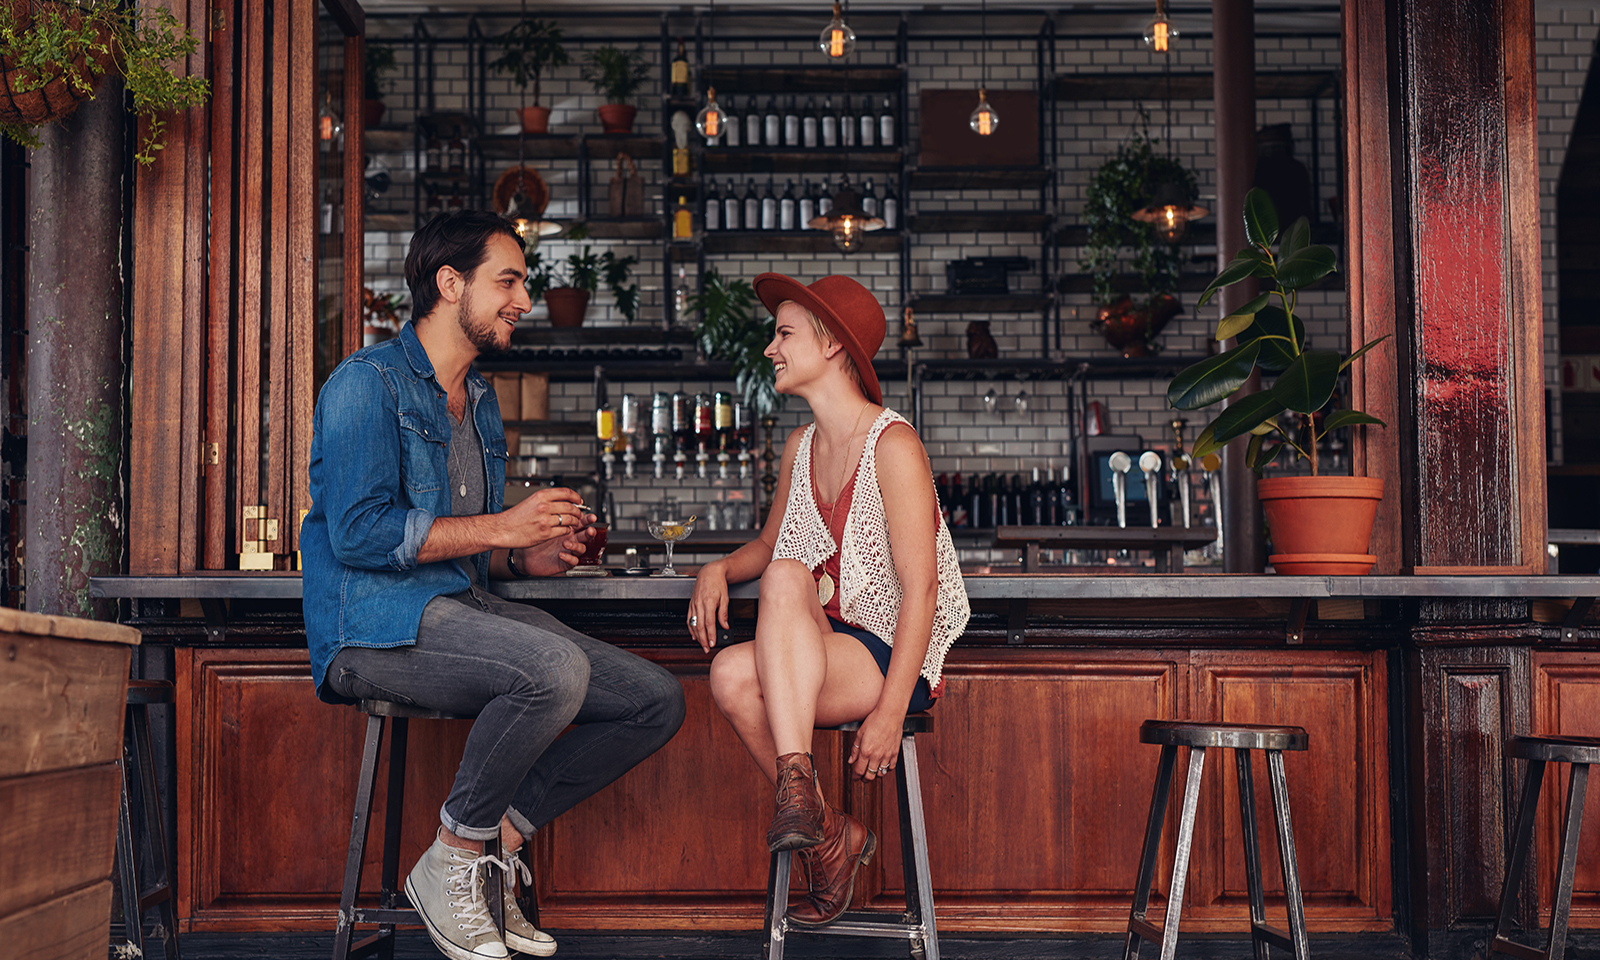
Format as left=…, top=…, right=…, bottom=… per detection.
left=362, top=42, right=397, bottom=129
left=490, top=16, right=568, bottom=134
left=525, top=226, right=639, bottom=327
left=580, top=45, right=651, bottom=134
left=1166, top=187, right=1388, bottom=575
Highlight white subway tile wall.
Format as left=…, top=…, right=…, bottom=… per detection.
left=358, top=8, right=1594, bottom=554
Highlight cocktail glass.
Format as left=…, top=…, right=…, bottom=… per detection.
left=646, top=513, right=696, bottom=577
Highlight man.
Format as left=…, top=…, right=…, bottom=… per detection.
left=301, top=211, right=685, bottom=960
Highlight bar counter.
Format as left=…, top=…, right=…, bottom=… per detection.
left=92, top=572, right=1600, bottom=953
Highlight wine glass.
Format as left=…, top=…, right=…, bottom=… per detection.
left=646, top=509, right=697, bottom=577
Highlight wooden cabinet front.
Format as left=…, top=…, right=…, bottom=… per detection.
left=174, top=642, right=1389, bottom=933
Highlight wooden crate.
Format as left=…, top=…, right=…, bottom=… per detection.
left=0, top=607, right=139, bottom=959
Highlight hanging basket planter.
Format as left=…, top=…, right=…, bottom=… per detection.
left=0, top=0, right=114, bottom=127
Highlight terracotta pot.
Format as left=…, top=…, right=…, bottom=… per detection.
left=1092, top=294, right=1183, bottom=359
left=363, top=98, right=386, bottom=129
left=596, top=103, right=636, bottom=134
left=519, top=105, right=552, bottom=134
left=543, top=287, right=591, bottom=327
left=1259, top=475, right=1384, bottom=575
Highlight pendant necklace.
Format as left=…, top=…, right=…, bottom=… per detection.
left=817, top=403, right=872, bottom=606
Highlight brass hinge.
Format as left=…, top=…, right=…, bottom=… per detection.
left=240, top=505, right=278, bottom=570
left=202, top=441, right=219, bottom=473
left=211, top=6, right=226, bottom=33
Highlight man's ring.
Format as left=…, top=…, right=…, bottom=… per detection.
left=556, top=514, right=564, bottom=526
left=689, top=616, right=698, bottom=627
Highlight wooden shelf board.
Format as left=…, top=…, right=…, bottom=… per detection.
left=1054, top=70, right=1339, bottom=101
left=365, top=211, right=412, bottom=232
left=909, top=168, right=1052, bottom=190
left=363, top=128, right=411, bottom=153
left=702, top=231, right=901, bottom=255
left=702, top=67, right=904, bottom=94
left=908, top=294, right=1052, bottom=313
left=478, top=134, right=581, bottom=160
left=586, top=134, right=666, bottom=159
left=909, top=213, right=1050, bottom=234
left=703, top=149, right=902, bottom=175
left=579, top=218, right=664, bottom=240
left=1056, top=222, right=1342, bottom=246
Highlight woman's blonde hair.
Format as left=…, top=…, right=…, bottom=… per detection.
left=793, top=303, right=867, bottom=396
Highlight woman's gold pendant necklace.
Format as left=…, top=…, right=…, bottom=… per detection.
left=817, top=571, right=835, bottom=605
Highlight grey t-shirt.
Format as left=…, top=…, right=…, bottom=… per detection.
left=446, top=406, right=487, bottom=583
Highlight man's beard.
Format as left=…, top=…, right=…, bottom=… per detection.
left=455, top=287, right=504, bottom=354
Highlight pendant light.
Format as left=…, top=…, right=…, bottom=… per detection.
left=504, top=0, right=560, bottom=241
left=695, top=0, right=726, bottom=140
left=1143, top=0, right=1178, bottom=54
left=970, top=0, right=998, bottom=135
left=808, top=177, right=883, bottom=253
left=819, top=1, right=855, bottom=60
left=1129, top=59, right=1205, bottom=242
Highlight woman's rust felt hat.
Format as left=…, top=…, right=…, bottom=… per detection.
left=752, top=272, right=886, bottom=405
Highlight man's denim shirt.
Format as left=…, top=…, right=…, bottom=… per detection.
left=301, top=321, right=508, bottom=702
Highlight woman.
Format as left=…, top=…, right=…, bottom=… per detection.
left=687, top=273, right=969, bottom=926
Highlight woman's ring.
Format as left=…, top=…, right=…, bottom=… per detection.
left=878, top=765, right=890, bottom=774
left=689, top=616, right=698, bottom=627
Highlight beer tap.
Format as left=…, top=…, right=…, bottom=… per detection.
left=1201, top=452, right=1223, bottom=556
left=1138, top=451, right=1162, bottom=528
left=1108, top=451, right=1132, bottom=529
left=619, top=394, right=639, bottom=479
left=1169, top=418, right=1191, bottom=528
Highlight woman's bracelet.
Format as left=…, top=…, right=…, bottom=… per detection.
left=505, top=549, right=530, bottom=579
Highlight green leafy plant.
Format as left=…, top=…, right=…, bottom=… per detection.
left=580, top=45, right=650, bottom=105
left=690, top=269, right=782, bottom=417
left=1167, top=187, right=1388, bottom=475
left=0, top=0, right=210, bottom=164
left=1078, top=126, right=1195, bottom=307
left=524, top=226, right=639, bottom=323
left=489, top=17, right=567, bottom=103
left=364, top=43, right=396, bottom=101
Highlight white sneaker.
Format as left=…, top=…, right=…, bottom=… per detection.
left=405, top=832, right=510, bottom=960
left=497, top=850, right=557, bottom=956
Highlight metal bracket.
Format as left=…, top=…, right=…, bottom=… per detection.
left=201, top=598, right=227, bottom=642
left=1563, top=597, right=1594, bottom=641
left=1007, top=599, right=1028, bottom=644
left=1286, top=597, right=1310, bottom=644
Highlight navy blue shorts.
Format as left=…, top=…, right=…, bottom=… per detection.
left=828, top=617, right=936, bottom=713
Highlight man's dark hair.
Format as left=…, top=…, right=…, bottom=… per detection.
left=404, top=211, right=522, bottom=321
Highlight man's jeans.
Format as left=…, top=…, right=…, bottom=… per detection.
left=326, top=586, right=685, bottom=841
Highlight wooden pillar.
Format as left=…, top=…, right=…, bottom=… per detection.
left=1346, top=0, right=1545, bottom=575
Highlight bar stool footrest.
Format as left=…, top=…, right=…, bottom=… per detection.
left=1127, top=917, right=1163, bottom=943
left=350, top=906, right=420, bottom=925
left=1490, top=935, right=1551, bottom=960
left=1251, top=920, right=1294, bottom=951
left=803, top=916, right=926, bottom=939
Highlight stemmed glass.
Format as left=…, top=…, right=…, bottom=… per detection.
left=647, top=507, right=697, bottom=577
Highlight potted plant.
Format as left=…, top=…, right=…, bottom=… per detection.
left=1166, top=187, right=1389, bottom=575
left=363, top=42, right=397, bottom=129
left=525, top=226, right=639, bottom=327
left=489, top=16, right=567, bottom=134
left=689, top=269, right=783, bottom=416
left=580, top=44, right=650, bottom=134
left=1078, top=128, right=1196, bottom=357
left=0, top=0, right=209, bottom=164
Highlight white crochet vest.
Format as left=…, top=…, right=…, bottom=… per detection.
left=770, top=409, right=969, bottom=687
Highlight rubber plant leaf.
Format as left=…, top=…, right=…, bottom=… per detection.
left=1167, top=340, right=1264, bottom=411
left=1215, top=292, right=1272, bottom=342
left=1243, top=187, right=1280, bottom=249
left=1322, top=409, right=1387, bottom=433
left=1209, top=390, right=1287, bottom=446
left=1340, top=333, right=1392, bottom=371
left=1189, top=420, right=1221, bottom=460
left=1270, top=349, right=1342, bottom=415
left=1238, top=305, right=1304, bottom=373
left=1198, top=254, right=1272, bottom=308
left=1279, top=217, right=1311, bottom=261
left=1275, top=244, right=1338, bottom=292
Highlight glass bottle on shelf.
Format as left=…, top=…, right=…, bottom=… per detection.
left=784, top=96, right=800, bottom=147
left=744, top=99, right=761, bottom=147
left=1057, top=462, right=1078, bottom=525
left=820, top=96, right=837, bottom=147
left=760, top=180, right=777, bottom=230
left=713, top=390, right=734, bottom=477
left=763, top=96, right=780, bottom=147
left=1026, top=468, right=1045, bottom=526
left=1042, top=467, right=1059, bottom=526
left=672, top=267, right=691, bottom=328
left=858, top=95, right=875, bottom=147
left=723, top=95, right=740, bottom=147
left=882, top=176, right=898, bottom=229
left=447, top=124, right=466, bottom=175
left=723, top=178, right=741, bottom=230
left=816, top=179, right=832, bottom=217
left=703, top=181, right=720, bottom=231
left=861, top=178, right=877, bottom=217
left=779, top=180, right=796, bottom=230
left=693, top=393, right=713, bottom=477
left=596, top=397, right=617, bottom=480
left=671, top=38, right=690, bottom=98
left=838, top=97, right=855, bottom=147
left=424, top=129, right=443, bottom=173
left=619, top=393, right=640, bottom=479
left=424, top=187, right=443, bottom=221
left=879, top=95, right=895, bottom=146
left=802, top=96, right=819, bottom=148
left=651, top=392, right=672, bottom=479
left=671, top=391, right=692, bottom=479
left=674, top=195, right=693, bottom=239
left=798, top=178, right=815, bottom=227
left=742, top=179, right=759, bottom=231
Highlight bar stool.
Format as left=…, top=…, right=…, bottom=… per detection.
left=763, top=713, right=937, bottom=960
left=332, top=699, right=508, bottom=960
left=113, top=678, right=181, bottom=960
left=1488, top=734, right=1600, bottom=960
left=1124, top=719, right=1311, bottom=960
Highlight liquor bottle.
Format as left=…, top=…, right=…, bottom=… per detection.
left=816, top=179, right=832, bottom=218
left=703, top=181, right=721, bottom=231
left=969, top=474, right=986, bottom=529
left=713, top=390, right=734, bottom=477
left=779, top=180, right=797, bottom=230
left=671, top=38, right=690, bottom=98
left=1042, top=467, right=1060, bottom=526
left=672, top=267, right=691, bottom=328
left=723, top=178, right=741, bottom=230
left=949, top=473, right=969, bottom=528
left=424, top=187, right=442, bottom=221
left=802, top=97, right=819, bottom=148
left=723, top=96, right=740, bottom=147
left=763, top=96, right=780, bottom=147
left=798, top=178, right=815, bottom=228
left=935, top=474, right=952, bottom=526
left=820, top=96, right=838, bottom=147
left=1008, top=474, right=1026, bottom=527
left=733, top=400, right=753, bottom=478
left=858, top=95, right=875, bottom=147
left=424, top=129, right=443, bottom=172
left=838, top=97, right=855, bottom=147
left=596, top=396, right=617, bottom=480
left=619, top=393, right=640, bottom=479
left=783, top=96, right=800, bottom=146
left=743, top=179, right=760, bottom=232
left=744, top=100, right=761, bottom=147
left=1058, top=462, right=1078, bottom=526
left=693, top=392, right=713, bottom=477
left=881, top=176, right=898, bottom=229
left=861, top=178, right=877, bottom=217
left=671, top=391, right=693, bottom=479
left=651, top=392, right=672, bottom=478
left=984, top=474, right=1001, bottom=528
left=878, top=95, right=895, bottom=146
left=673, top=195, right=693, bottom=239
left=760, top=179, right=777, bottom=230
left=1027, top=467, right=1046, bottom=526
left=447, top=124, right=466, bottom=174
left=995, top=474, right=1012, bottom=527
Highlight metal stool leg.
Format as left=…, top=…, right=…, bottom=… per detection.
left=374, top=717, right=410, bottom=960
left=116, top=700, right=181, bottom=960
left=763, top=850, right=792, bottom=960
left=1266, top=749, right=1309, bottom=960
left=1235, top=748, right=1269, bottom=960
left=1124, top=744, right=1179, bottom=960
left=1545, top=763, right=1590, bottom=960
left=897, top=733, right=939, bottom=960
left=116, top=736, right=145, bottom=956
left=1490, top=758, right=1547, bottom=958
left=333, top=713, right=385, bottom=960
left=1158, top=746, right=1207, bottom=960
left=132, top=698, right=180, bottom=960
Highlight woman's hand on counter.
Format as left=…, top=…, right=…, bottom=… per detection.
left=688, top=559, right=731, bottom=653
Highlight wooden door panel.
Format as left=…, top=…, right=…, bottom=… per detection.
left=1190, top=650, right=1391, bottom=929
left=1532, top=653, right=1600, bottom=927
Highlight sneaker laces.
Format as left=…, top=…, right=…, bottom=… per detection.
left=496, top=850, right=533, bottom=895
left=444, top=847, right=502, bottom=941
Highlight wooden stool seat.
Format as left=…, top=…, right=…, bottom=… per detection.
left=1124, top=719, right=1310, bottom=960
left=764, top=713, right=938, bottom=960
left=1488, top=734, right=1600, bottom=960
left=113, top=677, right=181, bottom=960
left=333, top=699, right=511, bottom=960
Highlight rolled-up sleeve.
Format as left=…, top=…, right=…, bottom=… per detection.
left=312, top=362, right=436, bottom=571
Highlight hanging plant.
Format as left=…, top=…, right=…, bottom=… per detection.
left=690, top=269, right=783, bottom=417
left=1078, top=125, right=1197, bottom=308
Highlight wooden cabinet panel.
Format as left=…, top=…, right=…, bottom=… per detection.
left=1532, top=652, right=1600, bottom=927
left=1189, top=650, right=1392, bottom=930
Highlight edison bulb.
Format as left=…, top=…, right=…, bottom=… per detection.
left=695, top=89, right=726, bottom=141
left=970, top=89, right=998, bottom=136
left=1143, top=14, right=1177, bottom=52
left=819, top=2, right=855, bottom=59
left=831, top=216, right=863, bottom=253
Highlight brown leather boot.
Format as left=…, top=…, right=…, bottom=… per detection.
left=766, top=752, right=825, bottom=852
left=787, top=805, right=876, bottom=927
